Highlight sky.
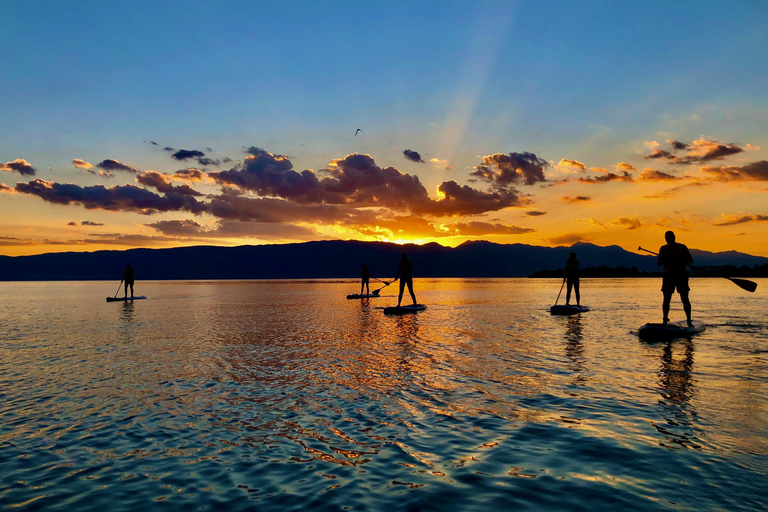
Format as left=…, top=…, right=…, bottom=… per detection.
left=1, top=0, right=766, bottom=257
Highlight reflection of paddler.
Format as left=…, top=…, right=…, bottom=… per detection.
left=122, top=262, right=135, bottom=298
left=360, top=264, right=372, bottom=295
left=394, top=253, right=417, bottom=307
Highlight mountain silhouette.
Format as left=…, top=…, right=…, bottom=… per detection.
left=0, top=240, right=765, bottom=281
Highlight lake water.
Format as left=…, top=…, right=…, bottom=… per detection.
left=0, top=278, right=766, bottom=511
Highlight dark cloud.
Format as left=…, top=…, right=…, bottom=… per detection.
left=413, top=180, right=523, bottom=216
left=712, top=213, right=768, bottom=226
left=403, top=149, right=425, bottom=163
left=81, top=220, right=104, bottom=226
left=471, top=152, right=548, bottom=187
left=68, top=221, right=78, bottom=226
left=164, top=147, right=175, bottom=152
left=212, top=150, right=527, bottom=216
left=136, top=171, right=203, bottom=196
left=96, top=159, right=137, bottom=174
left=645, top=149, right=676, bottom=160
left=524, top=210, right=547, bottom=217
left=667, top=140, right=690, bottom=151
left=15, top=179, right=207, bottom=215
left=1, top=159, right=37, bottom=176
left=561, top=195, right=591, bottom=203
left=700, top=160, right=768, bottom=182
left=173, top=168, right=207, bottom=181
left=646, top=139, right=745, bottom=165
left=637, top=169, right=682, bottom=181
left=172, top=149, right=205, bottom=161
left=171, top=149, right=219, bottom=167
left=577, top=172, right=633, bottom=184
left=150, top=141, right=159, bottom=146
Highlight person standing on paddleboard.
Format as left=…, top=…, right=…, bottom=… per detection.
left=657, top=231, right=693, bottom=326
left=122, top=262, right=135, bottom=298
left=360, top=264, right=372, bottom=295
left=394, top=253, right=417, bottom=307
left=564, top=252, right=580, bottom=306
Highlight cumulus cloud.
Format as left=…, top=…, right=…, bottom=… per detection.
left=712, top=213, right=768, bottom=226
left=135, top=171, right=203, bottom=196
left=0, top=183, right=14, bottom=192
left=15, top=179, right=207, bottom=215
left=636, top=169, right=683, bottom=181
left=1, top=159, right=36, bottom=176
left=211, top=150, right=525, bottom=216
left=645, top=138, right=745, bottom=165
left=700, top=160, right=768, bottom=182
left=561, top=195, right=591, bottom=203
left=610, top=216, right=643, bottom=230
left=403, top=149, right=425, bottom=163
left=556, top=158, right=586, bottom=172
left=470, top=152, right=548, bottom=187
left=72, top=159, right=93, bottom=169
left=577, top=172, right=633, bottom=184
left=172, top=168, right=208, bottom=182
left=96, top=159, right=137, bottom=174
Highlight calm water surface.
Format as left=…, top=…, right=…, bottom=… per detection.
left=1, top=278, right=766, bottom=511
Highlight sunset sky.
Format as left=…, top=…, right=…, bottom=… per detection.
left=2, top=1, right=766, bottom=257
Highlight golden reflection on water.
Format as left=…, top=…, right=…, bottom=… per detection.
left=0, top=278, right=766, bottom=511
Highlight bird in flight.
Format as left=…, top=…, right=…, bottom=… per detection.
left=355, top=129, right=362, bottom=136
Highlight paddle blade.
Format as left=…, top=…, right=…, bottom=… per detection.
left=729, top=277, right=757, bottom=293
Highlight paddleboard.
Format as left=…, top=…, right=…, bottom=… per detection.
left=637, top=320, right=705, bottom=340
left=106, top=296, right=147, bottom=302
left=347, top=293, right=381, bottom=299
left=383, top=304, right=426, bottom=315
left=550, top=304, right=590, bottom=315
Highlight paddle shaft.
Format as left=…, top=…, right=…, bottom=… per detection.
left=113, top=278, right=124, bottom=298
left=638, top=246, right=757, bottom=293
left=554, top=278, right=566, bottom=305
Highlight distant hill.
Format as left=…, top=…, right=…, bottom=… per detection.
left=0, top=240, right=766, bottom=281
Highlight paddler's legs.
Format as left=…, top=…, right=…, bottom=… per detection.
left=398, top=280, right=405, bottom=306
left=662, top=291, right=672, bottom=324
left=574, top=278, right=580, bottom=306
left=406, top=278, right=416, bottom=305
left=566, top=279, right=572, bottom=305
left=680, top=291, right=692, bottom=326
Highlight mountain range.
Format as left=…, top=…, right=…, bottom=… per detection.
left=1, top=240, right=766, bottom=281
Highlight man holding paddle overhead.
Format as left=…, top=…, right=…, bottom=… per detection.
left=657, top=231, right=693, bottom=327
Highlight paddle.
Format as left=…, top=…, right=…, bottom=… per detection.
left=113, top=278, right=124, bottom=299
left=373, top=278, right=396, bottom=295
left=553, top=278, right=566, bottom=305
left=638, top=246, right=757, bottom=293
